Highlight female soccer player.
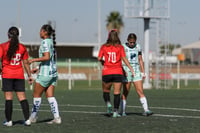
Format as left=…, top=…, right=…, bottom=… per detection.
left=121, top=33, right=153, bottom=116
left=98, top=30, right=134, bottom=117
left=0, top=27, right=33, bottom=126
left=28, top=24, right=61, bottom=124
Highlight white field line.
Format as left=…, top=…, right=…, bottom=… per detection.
left=0, top=103, right=200, bottom=112
left=0, top=104, right=200, bottom=119
left=0, top=108, right=200, bottom=119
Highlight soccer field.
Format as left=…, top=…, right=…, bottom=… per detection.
left=0, top=80, right=200, bottom=133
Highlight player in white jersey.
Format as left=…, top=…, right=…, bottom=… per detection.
left=28, top=24, right=61, bottom=124
left=121, top=33, right=153, bottom=116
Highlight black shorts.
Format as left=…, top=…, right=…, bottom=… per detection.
left=102, top=74, right=123, bottom=83
left=2, top=78, right=25, bottom=92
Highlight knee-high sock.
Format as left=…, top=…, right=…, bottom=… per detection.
left=47, top=97, right=60, bottom=118
left=114, top=94, right=120, bottom=112
left=30, top=97, right=41, bottom=118
left=103, top=92, right=111, bottom=106
left=5, top=100, right=13, bottom=121
left=140, top=97, right=149, bottom=112
left=20, top=99, right=30, bottom=121
left=121, top=99, right=126, bottom=113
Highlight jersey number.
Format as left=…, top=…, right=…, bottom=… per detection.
left=108, top=52, right=116, bottom=63
left=11, top=54, right=21, bottom=65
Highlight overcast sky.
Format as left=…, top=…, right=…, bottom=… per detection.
left=0, top=0, right=199, bottom=51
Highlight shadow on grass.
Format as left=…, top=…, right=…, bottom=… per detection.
left=100, top=112, right=144, bottom=117
left=36, top=118, right=53, bottom=123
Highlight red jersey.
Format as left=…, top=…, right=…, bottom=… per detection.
left=98, top=44, right=126, bottom=75
left=0, top=41, right=29, bottom=79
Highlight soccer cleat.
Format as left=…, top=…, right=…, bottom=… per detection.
left=47, top=117, right=62, bottom=124
left=107, top=104, right=112, bottom=115
left=29, top=116, right=38, bottom=123
left=143, top=110, right=153, bottom=116
left=24, top=119, right=31, bottom=126
left=121, top=112, right=127, bottom=116
left=113, top=112, right=121, bottom=118
left=3, top=121, right=13, bottom=127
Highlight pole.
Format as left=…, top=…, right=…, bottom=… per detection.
left=97, top=0, right=101, bottom=44
left=177, top=60, right=180, bottom=89
left=143, top=0, right=151, bottom=89
left=68, top=58, right=72, bottom=90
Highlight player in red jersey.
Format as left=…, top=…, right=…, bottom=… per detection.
left=0, top=27, right=33, bottom=126
left=98, top=30, right=134, bottom=117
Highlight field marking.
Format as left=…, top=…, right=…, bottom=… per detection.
left=1, top=103, right=200, bottom=112
left=1, top=104, right=200, bottom=120
left=0, top=108, right=200, bottom=119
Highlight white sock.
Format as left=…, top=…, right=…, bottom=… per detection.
left=121, top=100, right=126, bottom=113
left=30, top=97, right=42, bottom=118
left=47, top=97, right=60, bottom=118
left=140, top=97, right=149, bottom=112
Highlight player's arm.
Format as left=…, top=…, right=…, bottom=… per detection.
left=98, top=57, right=105, bottom=65
left=138, top=53, right=146, bottom=79
left=121, top=56, right=134, bottom=76
left=29, top=52, right=50, bottom=64
left=0, top=46, right=3, bottom=74
left=23, top=59, right=34, bottom=84
left=138, top=53, right=144, bottom=73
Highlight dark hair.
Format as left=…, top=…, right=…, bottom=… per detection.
left=7, top=26, right=19, bottom=61
left=41, top=24, right=56, bottom=60
left=127, top=33, right=137, bottom=41
left=106, top=29, right=121, bottom=46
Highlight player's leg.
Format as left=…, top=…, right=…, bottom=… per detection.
left=3, top=92, right=13, bottom=126
left=45, top=83, right=61, bottom=124
left=134, top=80, right=153, bottom=116
left=29, top=82, right=45, bottom=122
left=15, top=79, right=31, bottom=125
left=102, top=81, right=112, bottom=114
left=121, top=82, right=131, bottom=116
left=2, top=78, right=14, bottom=126
left=113, top=82, right=122, bottom=117
left=102, top=75, right=113, bottom=115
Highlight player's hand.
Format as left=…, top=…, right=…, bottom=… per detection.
left=31, top=68, right=39, bottom=74
left=28, top=76, right=34, bottom=85
left=131, top=70, right=134, bottom=77
left=28, top=59, right=34, bottom=64
left=100, top=60, right=105, bottom=65
left=141, top=72, right=146, bottom=80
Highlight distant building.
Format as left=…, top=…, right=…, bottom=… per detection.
left=22, top=42, right=100, bottom=59
left=172, top=41, right=200, bottom=64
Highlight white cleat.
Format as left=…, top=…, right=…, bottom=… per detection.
left=3, top=121, right=13, bottom=127
left=29, top=116, right=38, bottom=123
left=24, top=119, right=31, bottom=126
left=47, top=117, right=62, bottom=124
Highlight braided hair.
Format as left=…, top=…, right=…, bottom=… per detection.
left=7, top=27, right=19, bottom=61
left=41, top=24, right=56, bottom=60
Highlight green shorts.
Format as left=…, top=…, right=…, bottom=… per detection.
left=36, top=75, right=58, bottom=88
left=123, top=66, right=142, bottom=82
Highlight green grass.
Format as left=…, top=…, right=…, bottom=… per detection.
left=0, top=80, right=200, bottom=133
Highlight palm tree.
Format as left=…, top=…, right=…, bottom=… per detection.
left=106, top=11, right=124, bottom=34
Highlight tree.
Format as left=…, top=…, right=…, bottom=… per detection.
left=160, top=43, right=181, bottom=55
left=106, top=11, right=124, bottom=34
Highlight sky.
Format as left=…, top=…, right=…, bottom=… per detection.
left=0, top=0, right=200, bottom=52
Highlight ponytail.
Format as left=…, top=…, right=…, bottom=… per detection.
left=41, top=24, right=56, bottom=60
left=7, top=27, right=19, bottom=61
left=52, top=29, right=56, bottom=61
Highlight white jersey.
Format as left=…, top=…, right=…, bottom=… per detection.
left=122, top=43, right=142, bottom=68
left=38, top=38, right=57, bottom=77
